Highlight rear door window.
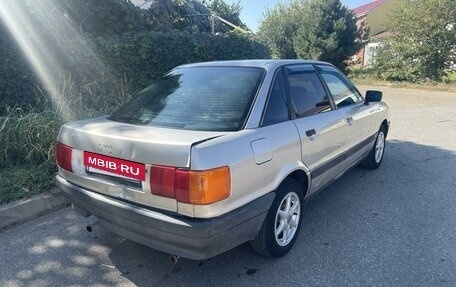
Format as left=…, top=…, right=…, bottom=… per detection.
left=285, top=65, right=332, bottom=118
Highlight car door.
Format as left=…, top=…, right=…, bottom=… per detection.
left=285, top=64, right=348, bottom=194
left=316, top=65, right=376, bottom=170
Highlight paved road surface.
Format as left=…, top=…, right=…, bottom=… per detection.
left=1, top=86, right=455, bottom=287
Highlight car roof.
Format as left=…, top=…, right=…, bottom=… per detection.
left=177, top=59, right=334, bottom=71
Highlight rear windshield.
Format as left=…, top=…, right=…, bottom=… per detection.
left=109, top=66, right=265, bottom=131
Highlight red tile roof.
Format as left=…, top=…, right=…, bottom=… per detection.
left=352, top=0, right=388, bottom=17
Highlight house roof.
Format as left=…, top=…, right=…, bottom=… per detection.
left=352, top=0, right=388, bottom=17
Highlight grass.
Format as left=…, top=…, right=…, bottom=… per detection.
left=349, top=68, right=456, bottom=93
left=0, top=75, right=134, bottom=204
left=0, top=107, right=62, bottom=166
left=0, top=163, right=56, bottom=204
left=352, top=78, right=456, bottom=93
left=0, top=108, right=61, bottom=204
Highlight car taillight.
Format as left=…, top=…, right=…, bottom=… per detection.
left=150, top=165, right=230, bottom=205
left=55, top=142, right=84, bottom=173
left=55, top=142, right=73, bottom=172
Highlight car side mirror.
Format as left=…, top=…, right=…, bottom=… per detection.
left=365, top=90, right=382, bottom=104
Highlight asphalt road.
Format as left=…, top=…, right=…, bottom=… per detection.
left=1, top=86, right=455, bottom=287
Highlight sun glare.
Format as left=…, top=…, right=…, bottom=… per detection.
left=0, top=0, right=105, bottom=120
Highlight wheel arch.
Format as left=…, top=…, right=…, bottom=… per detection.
left=286, top=170, right=310, bottom=198
left=273, top=162, right=310, bottom=199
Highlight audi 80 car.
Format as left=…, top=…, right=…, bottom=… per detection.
left=55, top=60, right=390, bottom=260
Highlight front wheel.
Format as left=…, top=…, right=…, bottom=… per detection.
left=251, top=178, right=303, bottom=258
left=361, top=125, right=387, bottom=169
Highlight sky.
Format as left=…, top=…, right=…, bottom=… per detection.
left=225, top=0, right=371, bottom=32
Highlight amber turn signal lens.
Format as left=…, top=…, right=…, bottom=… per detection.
left=175, top=166, right=230, bottom=205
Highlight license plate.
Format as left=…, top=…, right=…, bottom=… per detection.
left=84, top=151, right=146, bottom=181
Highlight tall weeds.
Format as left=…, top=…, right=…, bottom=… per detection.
left=0, top=107, right=61, bottom=166
left=0, top=74, right=134, bottom=203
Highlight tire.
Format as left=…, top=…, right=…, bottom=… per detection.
left=361, top=125, right=387, bottom=169
left=251, top=178, right=303, bottom=258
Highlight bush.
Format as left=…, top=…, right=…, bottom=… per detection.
left=443, top=71, right=456, bottom=84
left=347, top=66, right=377, bottom=80
left=95, top=30, right=269, bottom=89
left=0, top=37, right=38, bottom=110
left=371, top=0, right=456, bottom=82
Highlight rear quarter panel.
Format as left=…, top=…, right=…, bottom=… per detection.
left=187, top=122, right=305, bottom=218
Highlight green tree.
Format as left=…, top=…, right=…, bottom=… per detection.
left=374, top=0, right=456, bottom=82
left=258, top=0, right=364, bottom=70
left=257, top=1, right=300, bottom=58
left=292, top=0, right=362, bottom=70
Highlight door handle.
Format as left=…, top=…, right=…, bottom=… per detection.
left=305, top=129, right=316, bottom=138
left=346, top=117, right=354, bottom=126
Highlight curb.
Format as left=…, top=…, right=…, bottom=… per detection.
left=0, top=188, right=70, bottom=230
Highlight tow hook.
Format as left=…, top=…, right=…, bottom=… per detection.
left=169, top=255, right=180, bottom=264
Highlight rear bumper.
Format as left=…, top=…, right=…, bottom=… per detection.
left=56, top=175, right=274, bottom=260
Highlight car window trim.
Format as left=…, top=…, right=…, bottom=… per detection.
left=311, top=64, right=337, bottom=110
left=259, top=67, right=292, bottom=127
left=239, top=67, right=268, bottom=130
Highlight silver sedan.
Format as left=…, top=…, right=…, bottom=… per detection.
left=55, top=60, right=390, bottom=260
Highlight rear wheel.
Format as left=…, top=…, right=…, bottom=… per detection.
left=251, top=178, right=303, bottom=258
left=361, top=125, right=387, bottom=169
